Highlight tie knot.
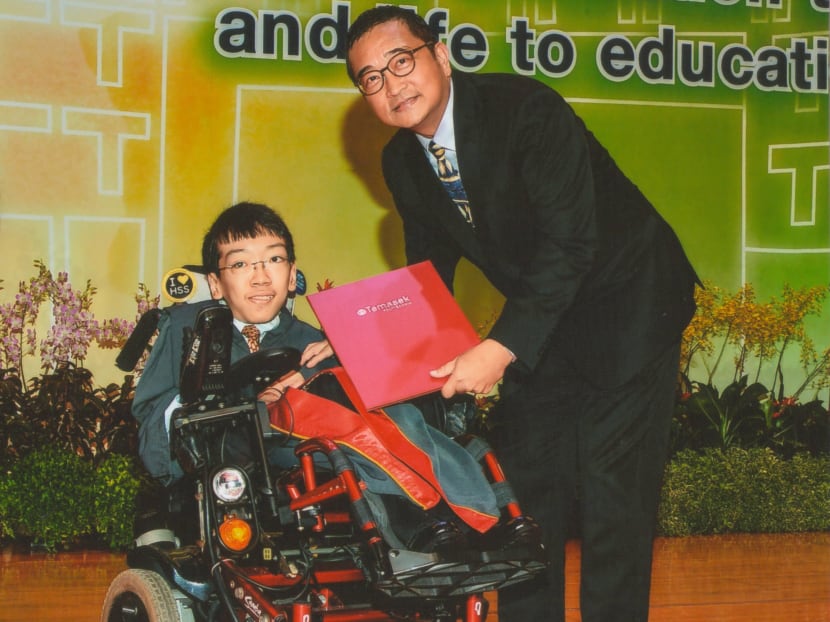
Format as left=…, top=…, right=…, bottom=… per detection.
left=428, top=141, right=446, bottom=159
left=241, top=324, right=260, bottom=353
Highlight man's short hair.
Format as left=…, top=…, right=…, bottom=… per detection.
left=201, top=202, right=296, bottom=273
left=345, top=5, right=438, bottom=84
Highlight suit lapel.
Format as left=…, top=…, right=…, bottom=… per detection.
left=449, top=75, right=489, bottom=266
left=452, top=74, right=484, bottom=227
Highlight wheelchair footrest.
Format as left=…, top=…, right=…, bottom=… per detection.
left=375, top=545, right=547, bottom=599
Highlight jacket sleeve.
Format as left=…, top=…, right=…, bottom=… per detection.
left=131, top=309, right=184, bottom=483
left=483, top=87, right=598, bottom=371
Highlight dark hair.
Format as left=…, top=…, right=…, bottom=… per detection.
left=201, top=202, right=295, bottom=273
left=345, top=5, right=438, bottom=84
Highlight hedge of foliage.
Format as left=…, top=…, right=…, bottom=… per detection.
left=2, top=440, right=827, bottom=551
left=657, top=447, right=830, bottom=536
left=0, top=448, right=145, bottom=551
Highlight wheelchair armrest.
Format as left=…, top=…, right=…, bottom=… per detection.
left=172, top=401, right=260, bottom=430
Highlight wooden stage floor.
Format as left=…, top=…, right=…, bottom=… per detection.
left=0, top=532, right=827, bottom=621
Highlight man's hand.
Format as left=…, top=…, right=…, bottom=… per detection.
left=429, top=338, right=514, bottom=399
left=300, top=339, right=333, bottom=368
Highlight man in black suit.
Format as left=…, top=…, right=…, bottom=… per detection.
left=346, top=6, right=699, bottom=621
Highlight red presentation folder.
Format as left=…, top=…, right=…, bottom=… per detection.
left=306, top=261, right=480, bottom=410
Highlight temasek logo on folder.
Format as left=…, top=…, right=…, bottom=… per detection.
left=356, top=296, right=412, bottom=316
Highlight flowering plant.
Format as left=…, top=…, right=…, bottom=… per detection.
left=0, top=261, right=159, bottom=467
left=674, top=282, right=830, bottom=457
left=0, top=260, right=157, bottom=383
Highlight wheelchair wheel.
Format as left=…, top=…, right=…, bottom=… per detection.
left=101, top=569, right=196, bottom=622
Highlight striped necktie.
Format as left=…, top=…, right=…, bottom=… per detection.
left=428, top=141, right=474, bottom=225
left=241, top=324, right=260, bottom=353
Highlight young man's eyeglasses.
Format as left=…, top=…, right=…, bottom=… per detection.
left=217, top=255, right=289, bottom=275
left=355, top=42, right=435, bottom=96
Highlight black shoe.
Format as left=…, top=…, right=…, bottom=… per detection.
left=477, top=515, right=542, bottom=552
left=499, top=516, right=542, bottom=548
left=407, top=519, right=468, bottom=554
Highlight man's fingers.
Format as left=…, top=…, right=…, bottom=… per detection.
left=430, top=358, right=456, bottom=379
left=440, top=377, right=493, bottom=399
left=440, top=380, right=456, bottom=399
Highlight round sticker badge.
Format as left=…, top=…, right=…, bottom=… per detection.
left=162, top=267, right=198, bottom=304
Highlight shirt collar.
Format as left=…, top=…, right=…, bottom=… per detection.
left=233, top=313, right=281, bottom=337
left=416, top=79, right=456, bottom=151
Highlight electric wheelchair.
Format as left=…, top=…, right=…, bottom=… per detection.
left=101, top=298, right=546, bottom=622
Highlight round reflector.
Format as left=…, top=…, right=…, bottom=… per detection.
left=212, top=468, right=246, bottom=502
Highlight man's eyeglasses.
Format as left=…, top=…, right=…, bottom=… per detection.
left=217, top=255, right=289, bottom=275
left=355, top=42, right=435, bottom=96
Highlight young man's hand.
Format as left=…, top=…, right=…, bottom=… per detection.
left=430, top=338, right=514, bottom=399
left=257, top=371, right=305, bottom=404
left=257, top=340, right=333, bottom=404
left=300, top=339, right=333, bottom=368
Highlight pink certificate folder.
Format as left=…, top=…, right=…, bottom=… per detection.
left=306, top=261, right=480, bottom=411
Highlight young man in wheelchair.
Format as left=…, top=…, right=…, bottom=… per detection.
left=133, top=201, right=334, bottom=487
left=132, top=201, right=535, bottom=555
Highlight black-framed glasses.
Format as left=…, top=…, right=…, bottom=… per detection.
left=355, top=42, right=435, bottom=96
left=217, top=255, right=289, bottom=275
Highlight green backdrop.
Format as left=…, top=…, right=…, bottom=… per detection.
left=1, top=0, right=827, bottom=387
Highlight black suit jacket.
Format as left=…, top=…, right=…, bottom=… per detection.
left=382, top=72, right=698, bottom=389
